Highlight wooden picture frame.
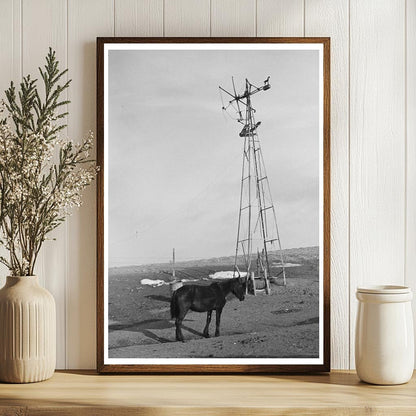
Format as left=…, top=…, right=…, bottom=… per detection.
left=97, top=37, right=330, bottom=374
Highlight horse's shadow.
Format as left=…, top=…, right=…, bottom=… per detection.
left=109, top=318, right=202, bottom=344
left=145, top=294, right=171, bottom=303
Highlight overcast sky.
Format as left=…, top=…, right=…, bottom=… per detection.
left=108, top=48, right=319, bottom=267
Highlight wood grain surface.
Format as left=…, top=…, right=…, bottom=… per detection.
left=406, top=0, right=416, bottom=367
left=67, top=0, right=114, bottom=370
left=0, top=371, right=415, bottom=415
left=305, top=0, right=349, bottom=371
left=349, top=0, right=406, bottom=369
left=21, top=0, right=68, bottom=369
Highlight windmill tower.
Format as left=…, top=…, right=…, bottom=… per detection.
left=219, top=77, right=286, bottom=294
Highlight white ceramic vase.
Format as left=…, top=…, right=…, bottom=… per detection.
left=355, top=285, right=414, bottom=385
left=0, top=276, right=56, bottom=383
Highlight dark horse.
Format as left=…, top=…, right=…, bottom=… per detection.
left=170, top=278, right=246, bottom=342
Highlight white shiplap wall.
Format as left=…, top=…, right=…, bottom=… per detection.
left=0, top=0, right=414, bottom=370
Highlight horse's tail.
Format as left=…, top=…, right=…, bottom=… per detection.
left=170, top=291, right=178, bottom=319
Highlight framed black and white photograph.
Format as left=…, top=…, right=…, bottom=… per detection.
left=97, top=37, right=330, bottom=373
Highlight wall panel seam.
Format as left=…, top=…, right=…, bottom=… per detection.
left=348, top=0, right=351, bottom=370
left=303, top=0, right=305, bottom=37
left=65, top=0, right=69, bottom=369
left=209, top=0, right=212, bottom=36
left=404, top=0, right=408, bottom=286
left=20, top=0, right=23, bottom=78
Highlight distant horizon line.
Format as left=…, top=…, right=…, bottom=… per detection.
left=109, top=244, right=319, bottom=270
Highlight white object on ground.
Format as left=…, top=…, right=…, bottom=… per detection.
left=272, top=262, right=301, bottom=267
left=209, top=271, right=248, bottom=280
left=140, top=279, right=165, bottom=287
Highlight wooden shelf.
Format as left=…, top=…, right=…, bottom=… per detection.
left=0, top=370, right=415, bottom=415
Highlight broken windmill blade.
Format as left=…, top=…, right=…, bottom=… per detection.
left=219, top=76, right=287, bottom=294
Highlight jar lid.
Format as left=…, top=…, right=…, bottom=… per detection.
left=357, top=285, right=411, bottom=294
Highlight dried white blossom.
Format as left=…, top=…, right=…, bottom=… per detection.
left=0, top=50, right=97, bottom=276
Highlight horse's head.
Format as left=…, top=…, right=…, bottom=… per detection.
left=231, top=277, right=246, bottom=301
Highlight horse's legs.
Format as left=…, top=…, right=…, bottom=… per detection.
left=175, top=316, right=185, bottom=342
left=215, top=307, right=223, bottom=337
left=175, top=306, right=189, bottom=342
left=203, top=310, right=213, bottom=338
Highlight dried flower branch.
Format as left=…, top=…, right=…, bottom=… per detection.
left=0, top=48, right=96, bottom=276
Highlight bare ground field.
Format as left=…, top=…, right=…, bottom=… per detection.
left=108, top=246, right=319, bottom=359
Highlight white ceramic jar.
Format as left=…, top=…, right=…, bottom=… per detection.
left=355, top=285, right=414, bottom=385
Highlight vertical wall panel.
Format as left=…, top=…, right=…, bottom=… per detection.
left=22, top=0, right=68, bottom=369
left=115, top=0, right=163, bottom=37
left=67, top=0, right=114, bottom=369
left=305, top=0, right=350, bottom=370
left=406, top=0, right=416, bottom=365
left=165, top=0, right=210, bottom=36
left=211, top=0, right=256, bottom=36
left=0, top=0, right=21, bottom=97
left=0, top=0, right=13, bottom=98
left=257, top=0, right=304, bottom=36
left=0, top=0, right=21, bottom=288
left=349, top=0, right=406, bottom=368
